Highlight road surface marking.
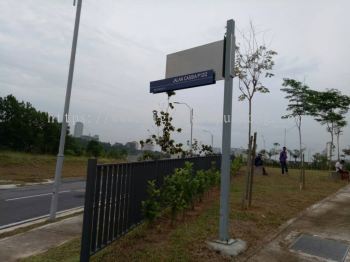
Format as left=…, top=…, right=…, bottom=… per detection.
left=0, top=206, right=84, bottom=230
left=5, top=190, right=73, bottom=201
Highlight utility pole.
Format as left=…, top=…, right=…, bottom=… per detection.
left=50, top=0, right=83, bottom=220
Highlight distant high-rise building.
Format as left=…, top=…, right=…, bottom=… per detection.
left=125, top=141, right=139, bottom=151
left=73, top=122, right=83, bottom=138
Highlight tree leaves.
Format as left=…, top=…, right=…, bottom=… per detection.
left=235, top=42, right=277, bottom=101
left=140, top=95, right=183, bottom=155
left=281, top=78, right=314, bottom=120
left=0, top=95, right=61, bottom=154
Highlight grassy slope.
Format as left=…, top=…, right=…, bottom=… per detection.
left=21, top=167, right=347, bottom=262
left=0, top=151, right=122, bottom=183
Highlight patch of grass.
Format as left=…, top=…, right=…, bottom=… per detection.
left=0, top=151, right=122, bottom=183
left=21, top=167, right=346, bottom=262
left=21, top=238, right=81, bottom=262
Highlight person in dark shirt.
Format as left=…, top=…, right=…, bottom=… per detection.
left=255, top=153, right=268, bottom=175
left=279, top=147, right=288, bottom=175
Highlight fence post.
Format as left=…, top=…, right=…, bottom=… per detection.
left=80, top=158, right=97, bottom=262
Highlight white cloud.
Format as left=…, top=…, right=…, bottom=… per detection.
left=0, top=0, right=350, bottom=156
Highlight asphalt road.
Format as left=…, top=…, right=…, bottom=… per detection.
left=0, top=178, right=85, bottom=228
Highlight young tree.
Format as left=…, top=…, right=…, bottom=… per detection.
left=234, top=23, right=277, bottom=145
left=334, top=120, right=347, bottom=161
left=281, top=78, right=313, bottom=189
left=140, top=93, right=183, bottom=156
left=311, top=89, right=350, bottom=168
left=234, top=23, right=277, bottom=207
left=188, top=139, right=213, bottom=156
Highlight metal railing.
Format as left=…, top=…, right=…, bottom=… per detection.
left=80, top=155, right=221, bottom=261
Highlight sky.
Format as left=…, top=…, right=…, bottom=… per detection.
left=1, top=0, right=350, bottom=158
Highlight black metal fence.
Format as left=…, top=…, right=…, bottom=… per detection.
left=80, top=155, right=221, bottom=262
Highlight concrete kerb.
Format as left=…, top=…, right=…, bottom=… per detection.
left=0, top=179, right=54, bottom=189
left=0, top=177, right=85, bottom=189
left=0, top=214, right=83, bottom=262
left=244, top=184, right=350, bottom=260
left=0, top=206, right=83, bottom=235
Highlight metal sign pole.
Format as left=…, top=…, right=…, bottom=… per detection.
left=49, top=0, right=83, bottom=220
left=219, top=19, right=235, bottom=242
left=190, top=107, right=193, bottom=152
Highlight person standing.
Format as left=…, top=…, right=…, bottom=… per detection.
left=255, top=153, right=268, bottom=175
left=335, top=160, right=349, bottom=181
left=280, top=147, right=288, bottom=175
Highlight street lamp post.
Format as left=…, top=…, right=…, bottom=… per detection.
left=174, top=102, right=193, bottom=152
left=203, top=129, right=214, bottom=148
left=49, top=0, right=83, bottom=220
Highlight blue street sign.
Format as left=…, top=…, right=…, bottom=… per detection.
left=150, top=70, right=216, bottom=94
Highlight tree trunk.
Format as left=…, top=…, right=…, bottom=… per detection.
left=242, top=100, right=253, bottom=209
left=337, top=133, right=340, bottom=161
left=329, top=126, right=334, bottom=171
left=248, top=132, right=257, bottom=207
left=298, top=116, right=304, bottom=190
left=242, top=136, right=252, bottom=209
left=248, top=99, right=252, bottom=143
left=302, top=153, right=305, bottom=188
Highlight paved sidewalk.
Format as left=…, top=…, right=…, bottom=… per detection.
left=249, top=184, right=350, bottom=262
left=0, top=215, right=83, bottom=262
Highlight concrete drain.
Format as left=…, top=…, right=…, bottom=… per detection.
left=290, top=234, right=349, bottom=262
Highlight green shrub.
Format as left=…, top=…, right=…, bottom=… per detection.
left=180, top=162, right=199, bottom=209
left=141, top=180, right=161, bottom=223
left=195, top=163, right=220, bottom=202
left=162, top=172, right=187, bottom=222
left=208, top=161, right=220, bottom=186
left=196, top=170, right=209, bottom=202
left=161, top=162, right=197, bottom=222
left=231, top=155, right=243, bottom=176
left=142, top=161, right=221, bottom=225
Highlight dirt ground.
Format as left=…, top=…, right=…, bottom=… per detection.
left=90, top=168, right=346, bottom=262
left=21, top=167, right=347, bottom=262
